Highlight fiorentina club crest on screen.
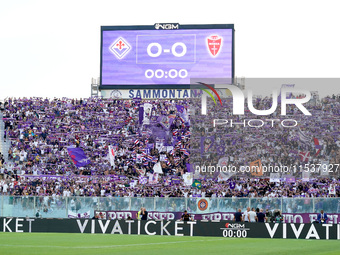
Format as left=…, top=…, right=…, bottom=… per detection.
left=207, top=35, right=222, bottom=57
left=109, top=37, right=131, bottom=59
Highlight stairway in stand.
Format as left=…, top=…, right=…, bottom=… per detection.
left=0, top=112, right=10, bottom=163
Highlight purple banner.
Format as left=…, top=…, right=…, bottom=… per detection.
left=20, top=174, right=121, bottom=180
left=97, top=210, right=340, bottom=224
left=171, top=177, right=181, bottom=184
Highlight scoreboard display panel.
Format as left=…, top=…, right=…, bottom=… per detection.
left=100, top=24, right=234, bottom=89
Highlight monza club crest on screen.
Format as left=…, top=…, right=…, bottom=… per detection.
left=207, top=35, right=222, bottom=57
left=109, top=37, right=131, bottom=59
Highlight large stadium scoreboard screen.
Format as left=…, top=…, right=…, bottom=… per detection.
left=100, top=23, right=234, bottom=89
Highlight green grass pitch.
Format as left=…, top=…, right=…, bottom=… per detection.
left=0, top=233, right=339, bottom=255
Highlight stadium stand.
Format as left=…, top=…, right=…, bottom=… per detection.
left=0, top=94, right=339, bottom=199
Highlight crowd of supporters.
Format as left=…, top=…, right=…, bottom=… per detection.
left=0, top=175, right=339, bottom=198
left=190, top=94, right=339, bottom=174
left=0, top=93, right=338, bottom=198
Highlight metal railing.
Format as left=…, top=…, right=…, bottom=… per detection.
left=0, top=196, right=339, bottom=218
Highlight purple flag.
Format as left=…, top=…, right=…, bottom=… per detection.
left=176, top=104, right=189, bottom=125
left=139, top=176, right=147, bottom=185
left=176, top=104, right=185, bottom=113
left=216, top=145, right=225, bottom=156
left=200, top=136, right=215, bottom=155
left=147, top=143, right=155, bottom=150
left=186, top=163, right=193, bottom=173
left=285, top=177, right=296, bottom=183
left=158, top=115, right=174, bottom=130
left=67, top=146, right=91, bottom=168
left=139, top=107, right=144, bottom=125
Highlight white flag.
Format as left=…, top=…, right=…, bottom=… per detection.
left=270, top=173, right=280, bottom=183
left=218, top=157, right=235, bottom=180
left=148, top=173, right=158, bottom=184
left=182, top=173, right=193, bottom=186
left=156, top=142, right=164, bottom=151
left=302, top=171, right=310, bottom=182
left=108, top=146, right=116, bottom=167
left=136, top=168, right=146, bottom=176
left=153, top=162, right=163, bottom=174
left=68, top=210, right=91, bottom=218
left=130, top=180, right=137, bottom=188
left=329, top=184, right=336, bottom=195
left=143, top=103, right=152, bottom=125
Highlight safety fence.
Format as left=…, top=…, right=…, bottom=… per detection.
left=0, top=196, right=339, bottom=219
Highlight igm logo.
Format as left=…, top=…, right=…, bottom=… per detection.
left=225, top=223, right=245, bottom=229
left=200, top=84, right=312, bottom=116
left=154, top=23, right=179, bottom=30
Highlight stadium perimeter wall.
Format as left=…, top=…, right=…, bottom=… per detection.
left=1, top=217, right=339, bottom=239
left=1, top=196, right=340, bottom=220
